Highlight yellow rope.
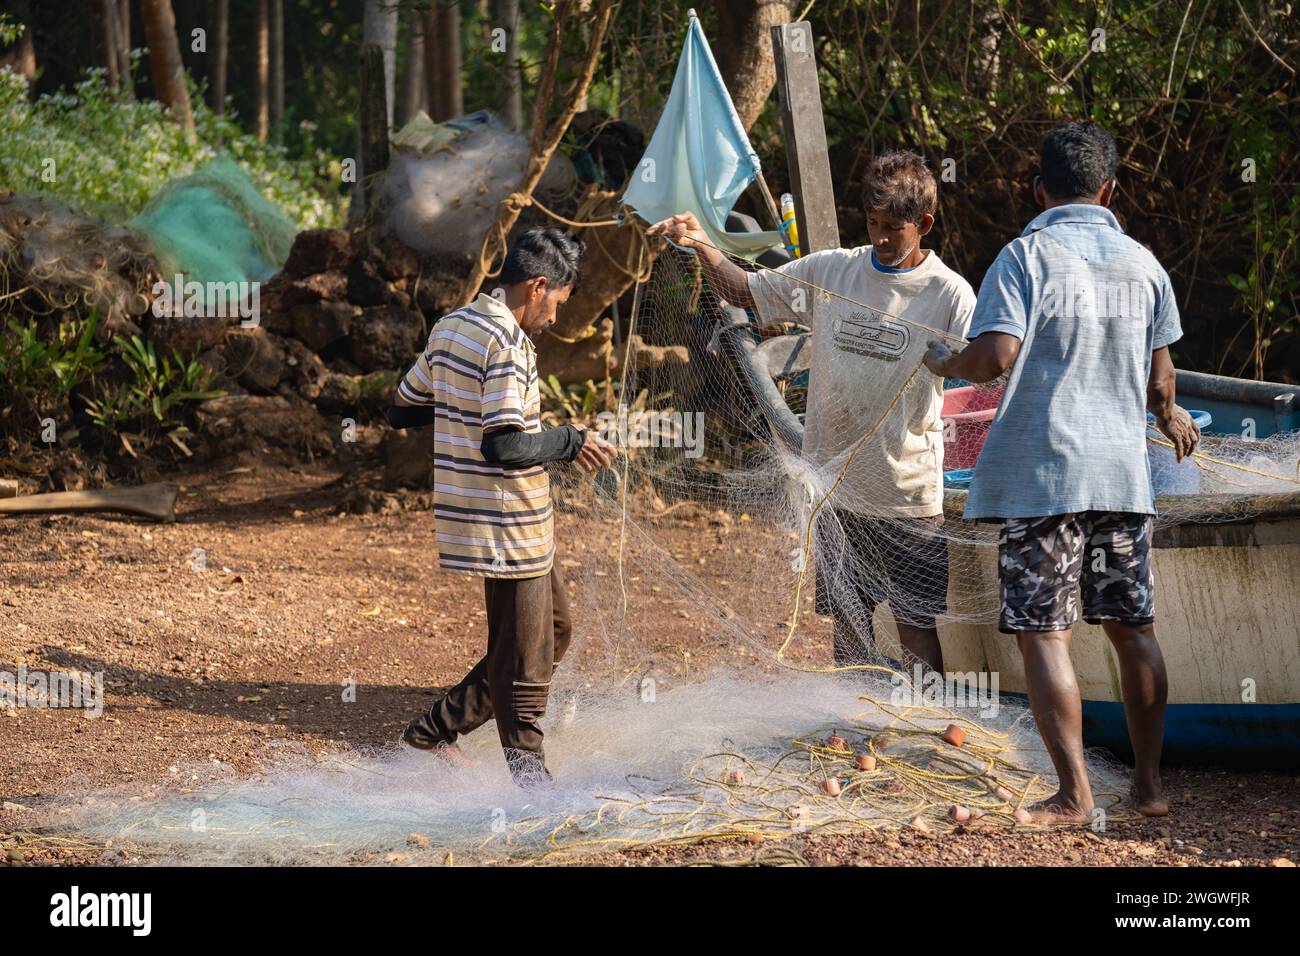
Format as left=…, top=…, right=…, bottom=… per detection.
left=1145, top=433, right=1300, bottom=485
left=460, top=706, right=1133, bottom=864
left=617, top=247, right=646, bottom=638
left=540, top=323, right=600, bottom=345
left=529, top=193, right=621, bottom=229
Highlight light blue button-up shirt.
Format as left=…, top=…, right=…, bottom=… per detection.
left=963, top=204, right=1182, bottom=520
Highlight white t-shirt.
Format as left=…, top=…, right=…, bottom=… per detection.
left=746, top=246, right=975, bottom=517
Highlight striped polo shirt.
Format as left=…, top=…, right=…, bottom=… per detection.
left=396, top=293, right=553, bottom=578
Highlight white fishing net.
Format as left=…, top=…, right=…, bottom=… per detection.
left=47, top=671, right=1136, bottom=865
left=42, top=240, right=1300, bottom=865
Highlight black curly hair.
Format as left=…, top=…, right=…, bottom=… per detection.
left=1039, top=122, right=1118, bottom=201
left=500, top=227, right=585, bottom=289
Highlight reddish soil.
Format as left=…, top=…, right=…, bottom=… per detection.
left=0, top=462, right=1295, bottom=867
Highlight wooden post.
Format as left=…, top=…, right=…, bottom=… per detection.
left=769, top=21, right=839, bottom=254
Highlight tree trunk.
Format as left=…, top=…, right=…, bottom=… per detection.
left=255, top=0, right=269, bottom=141
left=573, top=0, right=591, bottom=112
left=426, top=0, right=462, bottom=121
left=139, top=0, right=196, bottom=141
left=537, top=319, right=690, bottom=385
left=713, top=0, right=793, bottom=132
left=362, top=0, right=399, bottom=130
left=422, top=8, right=440, bottom=121
left=441, top=2, right=462, bottom=118
left=397, top=8, right=426, bottom=126
left=550, top=190, right=645, bottom=343
left=211, top=0, right=228, bottom=113
left=93, top=0, right=121, bottom=89
left=173, top=0, right=195, bottom=68
left=493, top=0, right=522, bottom=130
left=270, top=0, right=284, bottom=141
left=358, top=42, right=391, bottom=220
left=116, top=0, right=133, bottom=95
left=511, top=2, right=791, bottom=386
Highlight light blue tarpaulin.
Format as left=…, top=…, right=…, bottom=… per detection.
left=621, top=10, right=783, bottom=260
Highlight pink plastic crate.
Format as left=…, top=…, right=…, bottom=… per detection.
left=941, top=385, right=1004, bottom=469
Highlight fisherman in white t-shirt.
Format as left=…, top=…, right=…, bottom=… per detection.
left=649, top=151, right=975, bottom=673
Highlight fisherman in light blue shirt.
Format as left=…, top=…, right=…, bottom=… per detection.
left=924, top=123, right=1200, bottom=825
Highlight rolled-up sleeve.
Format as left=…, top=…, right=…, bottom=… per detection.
left=969, top=247, right=1029, bottom=340
left=480, top=344, right=529, bottom=430
left=396, top=350, right=436, bottom=406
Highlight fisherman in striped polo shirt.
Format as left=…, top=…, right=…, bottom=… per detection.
left=388, top=228, right=617, bottom=786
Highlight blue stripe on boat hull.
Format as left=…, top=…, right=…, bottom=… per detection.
left=1001, top=694, right=1300, bottom=768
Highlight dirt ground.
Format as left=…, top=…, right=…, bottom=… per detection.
left=0, top=461, right=1295, bottom=867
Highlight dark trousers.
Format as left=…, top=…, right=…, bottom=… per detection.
left=406, top=563, right=572, bottom=768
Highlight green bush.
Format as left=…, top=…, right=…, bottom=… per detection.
left=0, top=64, right=343, bottom=230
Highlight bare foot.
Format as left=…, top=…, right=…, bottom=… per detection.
left=1133, top=779, right=1169, bottom=817
left=1020, top=791, right=1093, bottom=826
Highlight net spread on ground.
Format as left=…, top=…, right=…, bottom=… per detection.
left=42, top=246, right=1300, bottom=864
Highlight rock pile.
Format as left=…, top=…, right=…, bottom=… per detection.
left=157, top=227, right=468, bottom=408
left=148, top=226, right=473, bottom=460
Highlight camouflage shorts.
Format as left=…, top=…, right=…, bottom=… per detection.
left=997, top=512, right=1154, bottom=634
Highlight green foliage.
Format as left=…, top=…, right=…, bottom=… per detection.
left=0, top=66, right=343, bottom=229
left=540, top=375, right=603, bottom=419
left=790, top=0, right=1300, bottom=380
left=0, top=311, right=222, bottom=453
left=0, top=12, right=24, bottom=46
left=82, top=335, right=223, bottom=451
left=356, top=369, right=399, bottom=398
left=0, top=311, right=107, bottom=421
left=1226, top=192, right=1300, bottom=378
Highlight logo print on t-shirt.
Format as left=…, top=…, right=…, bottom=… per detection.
left=833, top=309, right=910, bottom=360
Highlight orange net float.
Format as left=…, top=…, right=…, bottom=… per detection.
left=941, top=724, right=966, bottom=747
